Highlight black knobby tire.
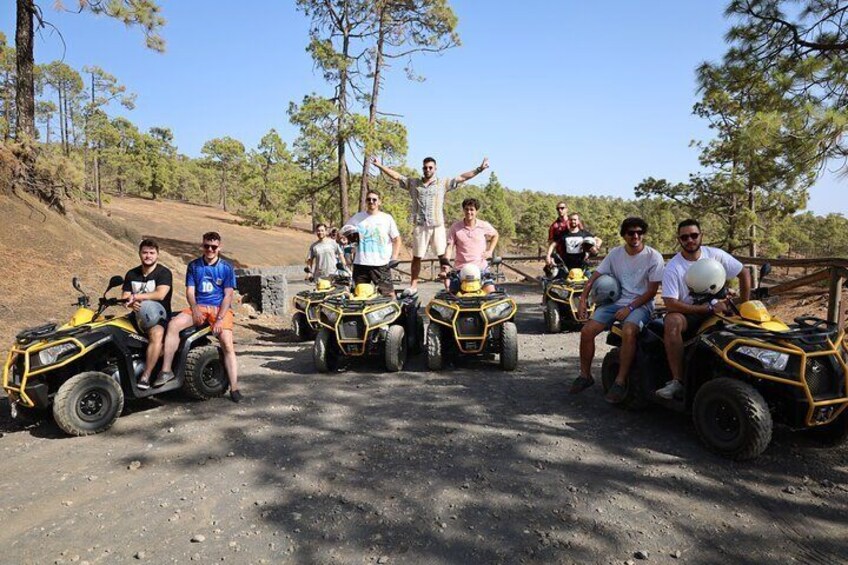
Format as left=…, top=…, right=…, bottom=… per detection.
left=500, top=321, right=518, bottom=371
left=409, top=312, right=425, bottom=355
left=544, top=300, right=562, bottom=334
left=427, top=323, right=444, bottom=371
left=693, top=377, right=773, bottom=460
left=385, top=325, right=407, bottom=372
left=182, top=345, right=227, bottom=400
left=600, top=347, right=649, bottom=410
left=313, top=328, right=339, bottom=373
left=53, top=371, right=125, bottom=436
left=806, top=410, right=848, bottom=446
left=292, top=312, right=313, bottom=342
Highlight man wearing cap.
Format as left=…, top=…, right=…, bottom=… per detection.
left=371, top=155, right=489, bottom=294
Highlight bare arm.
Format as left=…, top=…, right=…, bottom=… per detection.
left=738, top=267, right=752, bottom=302
left=454, top=157, right=489, bottom=183
left=132, top=284, right=170, bottom=303
left=664, top=297, right=711, bottom=315
left=371, top=156, right=405, bottom=183
left=545, top=241, right=557, bottom=262
left=390, top=236, right=401, bottom=261
left=485, top=232, right=499, bottom=259
left=217, top=287, right=233, bottom=317
left=186, top=286, right=198, bottom=308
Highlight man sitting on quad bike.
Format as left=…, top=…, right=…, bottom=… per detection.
left=656, top=219, right=751, bottom=400
left=341, top=189, right=401, bottom=296
left=156, top=231, right=242, bottom=403
left=121, top=238, right=173, bottom=390
left=306, top=222, right=347, bottom=281
left=572, top=217, right=665, bottom=403
left=545, top=211, right=602, bottom=276
left=442, top=198, right=500, bottom=294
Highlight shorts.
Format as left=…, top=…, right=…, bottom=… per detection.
left=591, top=302, right=652, bottom=330
left=449, top=270, right=495, bottom=293
left=412, top=225, right=447, bottom=258
left=182, top=305, right=235, bottom=331
left=353, top=264, right=394, bottom=295
left=667, top=311, right=709, bottom=340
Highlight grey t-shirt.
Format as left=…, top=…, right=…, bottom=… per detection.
left=596, top=245, right=665, bottom=308
left=307, top=239, right=342, bottom=279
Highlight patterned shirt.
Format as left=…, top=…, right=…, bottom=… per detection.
left=398, top=176, right=459, bottom=227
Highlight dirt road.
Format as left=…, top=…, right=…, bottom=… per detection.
left=1, top=286, right=846, bottom=564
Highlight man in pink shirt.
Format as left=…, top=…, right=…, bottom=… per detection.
left=444, top=198, right=500, bottom=293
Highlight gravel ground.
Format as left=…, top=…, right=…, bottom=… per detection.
left=1, top=284, right=846, bottom=564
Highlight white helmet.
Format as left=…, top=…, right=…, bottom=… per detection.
left=459, top=264, right=481, bottom=282
left=590, top=274, right=621, bottom=305
left=685, top=258, right=727, bottom=295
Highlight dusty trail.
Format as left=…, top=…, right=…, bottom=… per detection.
left=1, top=286, right=846, bottom=564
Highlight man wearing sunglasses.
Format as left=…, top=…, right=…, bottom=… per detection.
left=371, top=155, right=489, bottom=294
left=655, top=219, right=750, bottom=400
left=546, top=202, right=571, bottom=266
left=156, top=231, right=242, bottom=402
left=342, top=190, right=401, bottom=297
left=572, top=217, right=664, bottom=403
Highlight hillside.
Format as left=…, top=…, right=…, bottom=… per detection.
left=0, top=195, right=317, bottom=349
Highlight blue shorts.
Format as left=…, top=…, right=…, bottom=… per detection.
left=591, top=303, right=652, bottom=330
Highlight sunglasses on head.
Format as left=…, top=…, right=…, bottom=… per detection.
left=626, top=230, right=644, bottom=237
left=203, top=243, right=219, bottom=250
left=366, top=197, right=379, bottom=203
left=679, top=232, right=701, bottom=241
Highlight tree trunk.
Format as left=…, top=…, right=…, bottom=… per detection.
left=359, top=6, right=386, bottom=211
left=219, top=168, right=227, bottom=211
left=57, top=87, right=66, bottom=152
left=63, top=89, right=70, bottom=156
left=14, top=0, right=36, bottom=141
left=747, top=181, right=758, bottom=288
left=93, top=151, right=101, bottom=208
left=336, top=18, right=351, bottom=225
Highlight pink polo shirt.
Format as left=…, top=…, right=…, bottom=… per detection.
left=447, top=219, right=497, bottom=270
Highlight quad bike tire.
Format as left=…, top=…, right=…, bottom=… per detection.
left=544, top=300, right=562, bottom=334
left=600, top=347, right=650, bottom=410
left=427, top=323, right=444, bottom=371
left=53, top=371, right=125, bottom=436
left=500, top=321, right=518, bottom=371
left=385, top=325, right=407, bottom=372
left=693, top=377, right=773, bottom=460
left=313, top=328, right=340, bottom=373
left=410, top=313, right=425, bottom=355
left=182, top=345, right=227, bottom=400
left=806, top=410, right=848, bottom=446
left=292, top=312, right=314, bottom=342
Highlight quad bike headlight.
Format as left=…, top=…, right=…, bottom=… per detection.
left=429, top=303, right=456, bottom=322
left=365, top=306, right=397, bottom=327
left=320, top=305, right=340, bottom=325
left=35, top=342, right=79, bottom=368
left=736, top=345, right=789, bottom=372
left=548, top=287, right=569, bottom=300
left=484, top=301, right=514, bottom=322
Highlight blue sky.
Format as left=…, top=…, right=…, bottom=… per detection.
left=4, top=0, right=842, bottom=214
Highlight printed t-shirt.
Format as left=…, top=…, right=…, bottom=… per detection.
left=345, top=211, right=399, bottom=267
left=662, top=246, right=743, bottom=304
left=307, top=238, right=343, bottom=279
left=558, top=228, right=595, bottom=270
left=596, top=245, right=665, bottom=308
left=398, top=176, right=459, bottom=227
left=123, top=264, right=173, bottom=315
left=186, top=257, right=236, bottom=306
left=447, top=219, right=497, bottom=270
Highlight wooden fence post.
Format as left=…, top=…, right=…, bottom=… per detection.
left=827, top=267, right=845, bottom=330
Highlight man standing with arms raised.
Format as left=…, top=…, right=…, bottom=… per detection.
left=656, top=219, right=750, bottom=400
left=371, top=155, right=489, bottom=294
left=342, top=189, right=401, bottom=297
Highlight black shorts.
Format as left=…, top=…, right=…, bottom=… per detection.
left=352, top=264, right=394, bottom=296
left=681, top=312, right=708, bottom=339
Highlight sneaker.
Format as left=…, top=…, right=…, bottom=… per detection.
left=153, top=371, right=175, bottom=387
left=569, top=375, right=595, bottom=394
left=137, top=377, right=151, bottom=391
left=605, top=382, right=627, bottom=404
left=401, top=287, right=419, bottom=297
left=656, top=379, right=684, bottom=400
left=229, top=389, right=243, bottom=403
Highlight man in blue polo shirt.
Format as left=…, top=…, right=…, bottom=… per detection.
left=155, top=231, right=242, bottom=402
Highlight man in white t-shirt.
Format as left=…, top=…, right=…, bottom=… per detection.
left=342, top=189, right=401, bottom=297
left=655, top=219, right=751, bottom=400
left=572, top=217, right=665, bottom=404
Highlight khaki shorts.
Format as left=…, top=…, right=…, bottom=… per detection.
left=412, top=225, right=447, bottom=258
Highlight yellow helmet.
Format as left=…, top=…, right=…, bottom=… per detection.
left=316, top=279, right=332, bottom=291
left=353, top=283, right=376, bottom=299
left=567, top=268, right=586, bottom=282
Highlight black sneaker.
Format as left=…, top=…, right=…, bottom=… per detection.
left=230, top=389, right=243, bottom=403
left=137, top=377, right=151, bottom=391
left=605, top=382, right=627, bottom=404
left=153, top=371, right=175, bottom=387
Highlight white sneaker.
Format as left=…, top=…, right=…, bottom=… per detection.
left=656, top=380, right=684, bottom=400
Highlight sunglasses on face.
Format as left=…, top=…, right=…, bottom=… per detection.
left=366, top=197, right=379, bottom=203
left=626, top=230, right=644, bottom=237
left=556, top=207, right=566, bottom=210
left=679, top=233, right=701, bottom=241
left=203, top=244, right=219, bottom=250
left=423, top=166, right=435, bottom=170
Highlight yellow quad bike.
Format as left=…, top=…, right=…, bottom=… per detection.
left=291, top=265, right=351, bottom=341
left=602, top=267, right=848, bottom=460
left=3, top=276, right=228, bottom=436
left=425, top=262, right=519, bottom=371
left=312, top=271, right=423, bottom=373
left=541, top=253, right=594, bottom=333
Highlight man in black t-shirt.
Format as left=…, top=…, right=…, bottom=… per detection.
left=121, top=239, right=173, bottom=390
left=545, top=212, right=602, bottom=272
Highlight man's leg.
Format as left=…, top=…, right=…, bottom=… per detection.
left=218, top=329, right=239, bottom=393
left=160, top=312, right=194, bottom=374
left=410, top=257, right=422, bottom=289
left=578, top=320, right=605, bottom=378
left=663, top=313, right=688, bottom=383
left=615, top=322, right=640, bottom=386
left=140, top=324, right=165, bottom=385
left=409, top=225, right=429, bottom=290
